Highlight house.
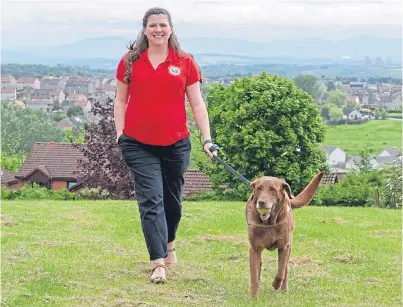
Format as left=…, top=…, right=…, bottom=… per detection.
left=349, top=82, right=366, bottom=92
left=343, top=107, right=362, bottom=120
left=1, top=87, right=17, bottom=100
left=26, top=89, right=66, bottom=113
left=1, top=75, right=17, bottom=87
left=29, top=89, right=65, bottom=103
left=101, top=78, right=117, bottom=87
left=321, top=172, right=347, bottom=185
left=61, top=95, right=89, bottom=113
left=59, top=116, right=93, bottom=130
left=377, top=148, right=401, bottom=157
left=383, top=96, right=402, bottom=111
left=14, top=142, right=84, bottom=190
left=346, top=94, right=360, bottom=105
left=41, top=77, right=66, bottom=91
left=374, top=156, right=402, bottom=168
left=73, top=100, right=92, bottom=115
left=70, top=168, right=213, bottom=200
left=65, top=77, right=95, bottom=95
left=321, top=145, right=347, bottom=167
left=346, top=155, right=378, bottom=170
left=17, top=76, right=41, bottom=90
left=1, top=169, right=22, bottom=190
left=182, top=170, right=213, bottom=199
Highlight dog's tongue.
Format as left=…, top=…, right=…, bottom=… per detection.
left=260, top=213, right=271, bottom=220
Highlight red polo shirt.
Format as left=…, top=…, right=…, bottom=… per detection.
left=116, top=47, right=200, bottom=146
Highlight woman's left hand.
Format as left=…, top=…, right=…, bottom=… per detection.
left=203, top=141, right=217, bottom=159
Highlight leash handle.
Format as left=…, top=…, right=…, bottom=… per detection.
left=209, top=144, right=220, bottom=153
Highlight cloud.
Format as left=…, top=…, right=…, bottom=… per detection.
left=2, top=0, right=402, bottom=47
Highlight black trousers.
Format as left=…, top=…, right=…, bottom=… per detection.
left=118, top=133, right=191, bottom=261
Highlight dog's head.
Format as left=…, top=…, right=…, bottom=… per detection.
left=250, top=176, right=292, bottom=221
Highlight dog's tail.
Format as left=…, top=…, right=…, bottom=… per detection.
left=290, top=171, right=325, bottom=209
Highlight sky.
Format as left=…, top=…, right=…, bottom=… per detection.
left=1, top=0, right=402, bottom=47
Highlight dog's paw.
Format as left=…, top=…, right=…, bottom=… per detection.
left=272, top=277, right=283, bottom=290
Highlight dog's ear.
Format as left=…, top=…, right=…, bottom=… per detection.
left=251, top=179, right=258, bottom=191
left=282, top=180, right=293, bottom=199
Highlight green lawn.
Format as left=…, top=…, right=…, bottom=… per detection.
left=324, top=120, right=402, bottom=155
left=389, top=113, right=403, bottom=119
left=2, top=201, right=402, bottom=306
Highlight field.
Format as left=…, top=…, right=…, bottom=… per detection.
left=323, top=120, right=402, bottom=155
left=2, top=200, right=401, bottom=307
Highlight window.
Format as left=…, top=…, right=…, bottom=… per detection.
left=67, top=181, right=78, bottom=189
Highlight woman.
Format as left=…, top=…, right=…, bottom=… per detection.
left=114, top=7, right=215, bottom=283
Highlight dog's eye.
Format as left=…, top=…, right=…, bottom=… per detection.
left=269, top=186, right=276, bottom=191
left=257, top=185, right=262, bottom=190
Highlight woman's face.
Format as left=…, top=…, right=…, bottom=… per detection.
left=144, top=14, right=172, bottom=47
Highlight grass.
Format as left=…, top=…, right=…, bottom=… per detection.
left=2, top=200, right=402, bottom=307
left=389, top=113, right=403, bottom=119
left=324, top=120, right=402, bottom=155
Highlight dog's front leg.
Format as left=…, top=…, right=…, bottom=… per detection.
left=272, top=243, right=290, bottom=290
left=281, top=243, right=292, bottom=291
left=249, top=246, right=262, bottom=299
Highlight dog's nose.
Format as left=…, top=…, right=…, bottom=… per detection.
left=258, top=200, right=265, bottom=206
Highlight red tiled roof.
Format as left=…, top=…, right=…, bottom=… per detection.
left=1, top=87, right=16, bottom=93
left=15, top=143, right=84, bottom=180
left=1, top=169, right=19, bottom=184
left=182, top=170, right=213, bottom=198
left=1, top=75, right=14, bottom=82
left=67, top=76, right=90, bottom=82
left=18, top=77, right=38, bottom=83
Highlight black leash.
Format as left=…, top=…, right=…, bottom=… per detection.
left=208, top=144, right=251, bottom=186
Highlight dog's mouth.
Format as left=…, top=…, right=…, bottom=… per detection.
left=257, top=208, right=271, bottom=220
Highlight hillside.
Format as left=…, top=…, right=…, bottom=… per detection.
left=323, top=120, right=402, bottom=155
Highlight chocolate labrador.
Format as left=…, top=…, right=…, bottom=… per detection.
left=246, top=171, right=325, bottom=298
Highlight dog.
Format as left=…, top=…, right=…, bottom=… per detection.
left=246, top=171, right=325, bottom=298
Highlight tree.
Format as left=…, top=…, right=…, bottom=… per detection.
left=1, top=152, right=25, bottom=172
left=346, top=100, right=358, bottom=109
left=74, top=100, right=134, bottom=199
left=52, top=112, right=67, bottom=122
left=375, top=108, right=382, bottom=119
left=327, top=90, right=347, bottom=108
left=63, top=126, right=85, bottom=144
left=1, top=100, right=64, bottom=157
left=327, top=81, right=335, bottom=92
left=380, top=109, right=389, bottom=120
left=67, top=106, right=84, bottom=117
left=320, top=103, right=338, bottom=119
left=329, top=105, right=344, bottom=123
left=205, top=73, right=327, bottom=199
left=381, top=162, right=402, bottom=208
left=358, top=142, right=375, bottom=172
left=293, top=74, right=321, bottom=101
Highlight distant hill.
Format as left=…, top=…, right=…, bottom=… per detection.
left=2, top=36, right=402, bottom=68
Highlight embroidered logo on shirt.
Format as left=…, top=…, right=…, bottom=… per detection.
left=168, top=65, right=181, bottom=76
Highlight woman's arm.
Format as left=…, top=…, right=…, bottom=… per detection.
left=186, top=81, right=215, bottom=158
left=114, top=80, right=129, bottom=140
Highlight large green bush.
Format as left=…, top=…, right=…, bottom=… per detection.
left=317, top=170, right=384, bottom=207
left=204, top=72, right=327, bottom=200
